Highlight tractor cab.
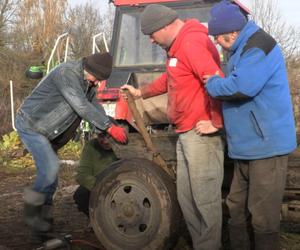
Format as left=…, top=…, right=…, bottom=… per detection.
left=100, top=0, right=249, bottom=127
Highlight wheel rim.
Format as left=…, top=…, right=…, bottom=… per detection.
left=92, top=174, right=162, bottom=247
left=106, top=181, right=153, bottom=236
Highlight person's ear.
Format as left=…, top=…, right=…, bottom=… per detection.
left=232, top=31, right=239, bottom=40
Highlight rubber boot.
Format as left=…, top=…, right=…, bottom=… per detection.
left=255, top=232, right=281, bottom=250
left=41, top=205, right=54, bottom=225
left=23, top=188, right=51, bottom=232
left=229, top=224, right=251, bottom=250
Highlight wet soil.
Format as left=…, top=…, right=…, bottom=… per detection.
left=0, top=165, right=102, bottom=250
left=0, top=164, right=299, bottom=250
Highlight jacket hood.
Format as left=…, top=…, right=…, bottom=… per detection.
left=169, top=19, right=208, bottom=57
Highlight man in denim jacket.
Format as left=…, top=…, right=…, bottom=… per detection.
left=16, top=52, right=127, bottom=233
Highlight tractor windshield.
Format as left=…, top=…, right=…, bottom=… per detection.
left=114, top=5, right=212, bottom=67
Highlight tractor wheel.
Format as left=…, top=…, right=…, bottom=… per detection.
left=89, top=158, right=181, bottom=250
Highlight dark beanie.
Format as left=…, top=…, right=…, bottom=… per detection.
left=82, top=52, right=112, bottom=80
left=141, top=4, right=178, bottom=35
left=208, top=0, right=247, bottom=36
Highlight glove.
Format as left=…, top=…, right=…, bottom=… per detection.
left=107, top=125, right=128, bottom=144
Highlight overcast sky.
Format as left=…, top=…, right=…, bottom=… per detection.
left=68, top=0, right=300, bottom=29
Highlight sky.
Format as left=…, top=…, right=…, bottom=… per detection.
left=240, top=0, right=300, bottom=28
left=68, top=0, right=300, bottom=29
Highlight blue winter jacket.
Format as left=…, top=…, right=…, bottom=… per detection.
left=206, top=21, right=296, bottom=159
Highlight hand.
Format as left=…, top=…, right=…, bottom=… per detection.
left=203, top=70, right=220, bottom=84
left=120, top=84, right=141, bottom=99
left=195, top=120, right=219, bottom=135
left=107, top=125, right=128, bottom=144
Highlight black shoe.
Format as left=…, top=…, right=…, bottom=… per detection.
left=41, top=205, right=54, bottom=225
left=24, top=203, right=52, bottom=232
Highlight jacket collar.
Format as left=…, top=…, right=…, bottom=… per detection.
left=230, top=21, right=260, bottom=53
left=78, top=59, right=92, bottom=91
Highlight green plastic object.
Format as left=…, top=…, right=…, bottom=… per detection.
left=25, top=65, right=44, bottom=79
left=29, top=66, right=43, bottom=73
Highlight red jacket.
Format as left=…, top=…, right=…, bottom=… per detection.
left=141, top=19, right=223, bottom=133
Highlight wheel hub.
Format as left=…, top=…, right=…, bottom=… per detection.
left=108, top=184, right=152, bottom=234
left=116, top=199, right=143, bottom=226
left=122, top=202, right=135, bottom=217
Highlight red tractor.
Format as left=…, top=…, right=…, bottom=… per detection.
left=90, top=0, right=300, bottom=249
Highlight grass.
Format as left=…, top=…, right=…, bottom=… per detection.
left=0, top=131, right=82, bottom=173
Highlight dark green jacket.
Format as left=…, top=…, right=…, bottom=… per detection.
left=75, top=138, right=117, bottom=190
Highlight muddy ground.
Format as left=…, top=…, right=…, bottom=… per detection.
left=0, top=164, right=101, bottom=250
left=0, top=163, right=299, bottom=250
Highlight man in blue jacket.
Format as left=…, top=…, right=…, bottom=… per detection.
left=205, top=1, right=297, bottom=249
left=15, top=52, right=127, bottom=234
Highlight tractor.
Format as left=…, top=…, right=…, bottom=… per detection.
left=88, top=0, right=300, bottom=249
left=25, top=0, right=299, bottom=249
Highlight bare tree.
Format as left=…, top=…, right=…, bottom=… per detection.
left=0, top=1, right=116, bottom=135
left=0, top=0, right=19, bottom=47
left=251, top=0, right=300, bottom=60
left=66, top=2, right=114, bottom=58
left=251, top=0, right=300, bottom=132
left=12, top=0, right=68, bottom=59
left=0, top=0, right=26, bottom=91
left=101, top=4, right=115, bottom=46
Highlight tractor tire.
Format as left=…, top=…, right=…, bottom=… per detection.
left=89, top=158, right=181, bottom=250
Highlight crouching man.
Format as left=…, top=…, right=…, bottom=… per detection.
left=73, top=134, right=117, bottom=217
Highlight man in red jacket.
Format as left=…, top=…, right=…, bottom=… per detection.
left=122, top=4, right=224, bottom=250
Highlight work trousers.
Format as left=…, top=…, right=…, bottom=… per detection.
left=73, top=186, right=90, bottom=217
left=226, top=156, right=288, bottom=248
left=176, top=129, right=224, bottom=250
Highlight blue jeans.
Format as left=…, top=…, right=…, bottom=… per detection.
left=15, top=114, right=59, bottom=205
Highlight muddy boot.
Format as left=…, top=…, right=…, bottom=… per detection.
left=23, top=188, right=51, bottom=233
left=229, top=224, right=251, bottom=250
left=41, top=205, right=54, bottom=225
left=255, top=232, right=280, bottom=250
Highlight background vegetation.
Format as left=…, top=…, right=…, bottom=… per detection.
left=0, top=0, right=114, bottom=135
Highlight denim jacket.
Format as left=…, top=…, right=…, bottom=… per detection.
left=17, top=60, right=111, bottom=140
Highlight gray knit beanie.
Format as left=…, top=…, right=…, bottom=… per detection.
left=141, top=4, right=178, bottom=35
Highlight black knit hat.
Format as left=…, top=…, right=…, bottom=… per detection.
left=82, top=52, right=112, bottom=80
left=141, top=4, right=178, bottom=35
